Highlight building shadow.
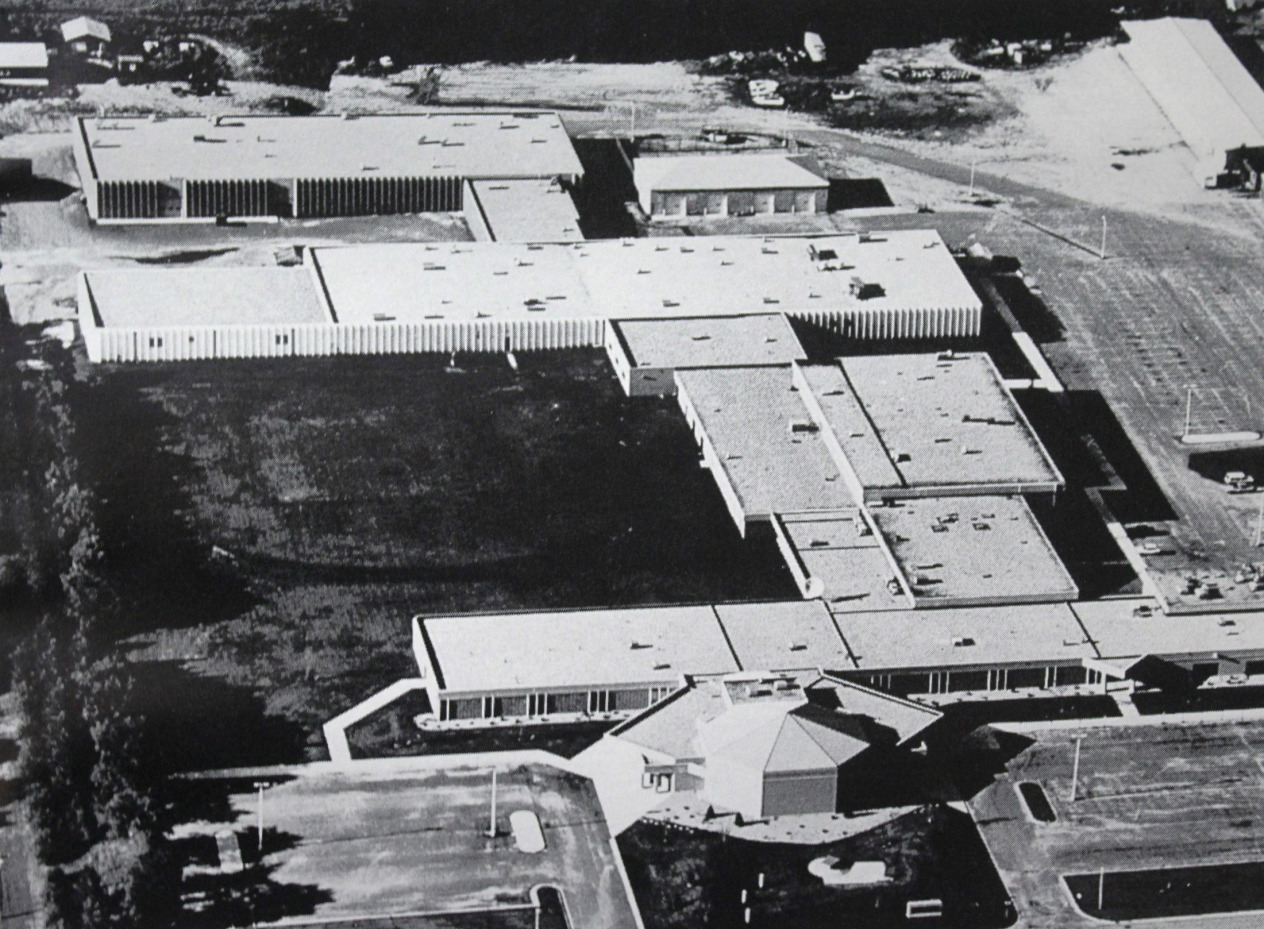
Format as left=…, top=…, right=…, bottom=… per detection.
left=827, top=178, right=892, bottom=211
left=130, top=662, right=309, bottom=772
left=571, top=138, right=638, bottom=239
left=0, top=159, right=77, bottom=203
left=1067, top=390, right=1179, bottom=523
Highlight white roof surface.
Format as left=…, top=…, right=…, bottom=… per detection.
left=714, top=600, right=857, bottom=672
left=835, top=602, right=1098, bottom=670
left=869, top=494, right=1078, bottom=605
left=469, top=178, right=582, bottom=243
left=612, top=314, right=806, bottom=369
left=1072, top=599, right=1264, bottom=659
left=309, top=231, right=980, bottom=327
left=61, top=16, right=111, bottom=43
left=0, top=43, right=48, bottom=68
left=77, top=112, right=583, bottom=182
left=85, top=267, right=329, bottom=328
left=634, top=153, right=828, bottom=193
left=837, top=352, right=1064, bottom=491
left=420, top=605, right=740, bottom=693
left=1120, top=18, right=1264, bottom=164
left=675, top=365, right=854, bottom=519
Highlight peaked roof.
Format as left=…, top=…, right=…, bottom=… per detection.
left=611, top=670, right=942, bottom=773
left=61, top=16, right=111, bottom=43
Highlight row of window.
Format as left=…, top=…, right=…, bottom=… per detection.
left=860, top=664, right=1101, bottom=697
left=438, top=684, right=677, bottom=721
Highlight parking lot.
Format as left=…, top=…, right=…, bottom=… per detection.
left=195, top=761, right=639, bottom=928
left=967, top=718, right=1264, bottom=927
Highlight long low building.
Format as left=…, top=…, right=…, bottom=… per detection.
left=633, top=153, right=829, bottom=219
left=409, top=598, right=1264, bottom=721
left=71, top=112, right=584, bottom=223
left=77, top=230, right=982, bottom=362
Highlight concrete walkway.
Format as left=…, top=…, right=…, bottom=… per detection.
left=321, top=677, right=428, bottom=763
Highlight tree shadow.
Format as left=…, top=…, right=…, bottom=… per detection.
left=72, top=371, right=260, bottom=637
left=168, top=775, right=298, bottom=829
left=129, top=661, right=308, bottom=772
left=180, top=857, right=333, bottom=929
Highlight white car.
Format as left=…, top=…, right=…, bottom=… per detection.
left=750, top=93, right=786, bottom=108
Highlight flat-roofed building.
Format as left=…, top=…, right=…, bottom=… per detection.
left=831, top=353, right=1063, bottom=497
left=772, top=511, right=911, bottom=608
left=605, top=313, right=806, bottom=396
left=712, top=600, right=856, bottom=673
left=674, top=365, right=855, bottom=532
left=411, top=604, right=741, bottom=723
left=0, top=43, right=48, bottom=87
left=71, top=112, right=583, bottom=223
left=80, top=231, right=980, bottom=362
left=1073, top=599, right=1264, bottom=685
left=868, top=494, right=1078, bottom=607
left=309, top=230, right=981, bottom=343
left=834, top=602, right=1103, bottom=697
left=464, top=178, right=583, bottom=243
left=1119, top=17, right=1264, bottom=183
left=77, top=267, right=333, bottom=362
left=634, top=153, right=829, bottom=218
left=670, top=356, right=1071, bottom=606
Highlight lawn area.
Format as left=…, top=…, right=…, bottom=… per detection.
left=618, top=805, right=1014, bottom=929
left=78, top=350, right=795, bottom=764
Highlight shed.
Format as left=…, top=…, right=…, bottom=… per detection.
left=61, top=16, right=112, bottom=55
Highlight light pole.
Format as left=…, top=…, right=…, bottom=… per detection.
left=252, top=781, right=270, bottom=857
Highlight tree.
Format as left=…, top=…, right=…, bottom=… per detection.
left=14, top=622, right=95, bottom=865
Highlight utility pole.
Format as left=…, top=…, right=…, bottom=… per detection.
left=1070, top=736, right=1083, bottom=802
left=487, top=768, right=498, bottom=838
left=1184, top=387, right=1194, bottom=440
left=1097, top=866, right=1105, bottom=912
left=253, top=781, right=268, bottom=856
left=1099, top=215, right=1108, bottom=260
left=968, top=159, right=976, bottom=199
left=629, top=101, right=636, bottom=139
left=1253, top=492, right=1264, bottom=548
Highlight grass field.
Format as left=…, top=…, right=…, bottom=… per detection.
left=78, top=350, right=794, bottom=764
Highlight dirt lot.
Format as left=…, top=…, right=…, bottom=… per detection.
left=968, top=718, right=1264, bottom=928
left=176, top=761, right=637, bottom=927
